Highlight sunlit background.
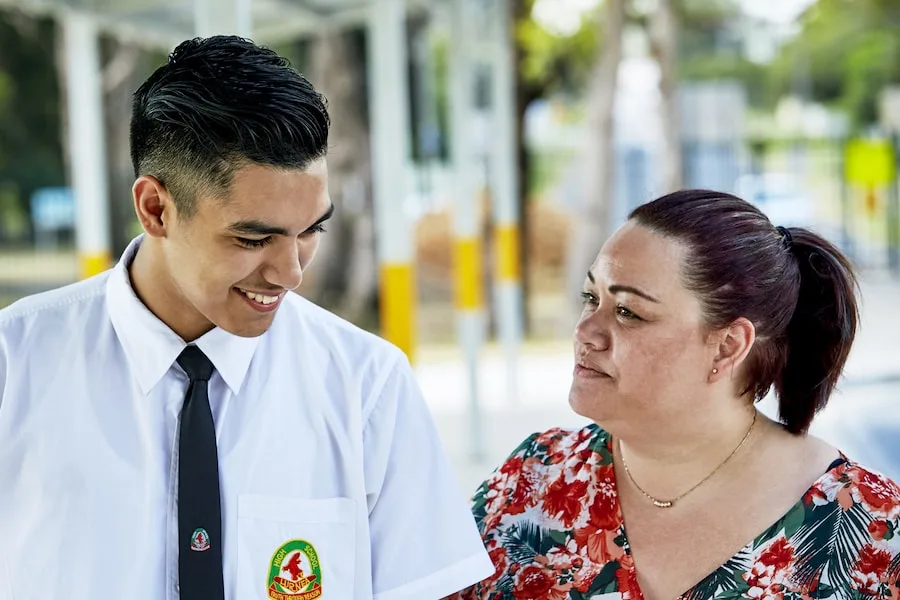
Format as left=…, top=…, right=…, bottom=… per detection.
left=0, top=0, right=898, bottom=494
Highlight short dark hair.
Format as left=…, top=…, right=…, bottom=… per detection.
left=629, top=189, right=859, bottom=434
left=130, top=35, right=330, bottom=216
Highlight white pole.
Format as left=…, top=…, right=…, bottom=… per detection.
left=490, top=0, right=523, bottom=406
left=451, top=0, right=485, bottom=461
left=368, top=0, right=416, bottom=361
left=63, top=11, right=111, bottom=279
left=194, top=0, right=253, bottom=37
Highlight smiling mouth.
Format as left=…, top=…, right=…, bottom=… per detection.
left=237, top=288, right=283, bottom=306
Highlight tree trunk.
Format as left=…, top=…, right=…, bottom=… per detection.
left=564, top=0, right=627, bottom=323
left=649, top=0, right=682, bottom=191
left=306, top=28, right=377, bottom=325
left=513, top=0, right=535, bottom=335
left=101, top=40, right=150, bottom=257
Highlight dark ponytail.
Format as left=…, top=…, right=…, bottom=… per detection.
left=776, top=228, right=859, bottom=433
left=630, top=190, right=860, bottom=434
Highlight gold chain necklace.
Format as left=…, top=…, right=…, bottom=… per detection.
left=619, top=410, right=757, bottom=508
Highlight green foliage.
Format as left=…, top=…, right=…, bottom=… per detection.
left=679, top=54, right=770, bottom=106
left=0, top=71, right=10, bottom=162
left=516, top=0, right=746, bottom=99
left=0, top=183, right=28, bottom=241
left=514, top=0, right=899, bottom=128
left=684, top=554, right=751, bottom=600
left=770, top=0, right=900, bottom=128
left=516, top=0, right=600, bottom=97
left=792, top=501, right=874, bottom=592
left=0, top=9, right=65, bottom=221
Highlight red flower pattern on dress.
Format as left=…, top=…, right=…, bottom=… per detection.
left=745, top=538, right=795, bottom=600
left=588, top=466, right=620, bottom=530
left=455, top=426, right=900, bottom=600
left=869, top=520, right=890, bottom=541
left=572, top=463, right=623, bottom=564
left=850, top=469, right=900, bottom=521
left=804, top=485, right=829, bottom=507
left=512, top=564, right=568, bottom=600
left=814, top=473, right=851, bottom=505
left=555, top=541, right=606, bottom=593
left=500, top=455, right=523, bottom=477
left=543, top=476, right=589, bottom=527
left=616, top=553, right=642, bottom=600
left=851, top=544, right=892, bottom=595
left=487, top=546, right=509, bottom=582
left=505, top=457, right=541, bottom=516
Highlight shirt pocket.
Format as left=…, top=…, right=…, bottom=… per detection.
left=236, top=495, right=356, bottom=600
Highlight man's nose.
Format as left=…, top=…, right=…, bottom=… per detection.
left=264, top=242, right=303, bottom=292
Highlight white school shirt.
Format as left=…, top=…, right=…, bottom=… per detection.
left=0, top=237, right=493, bottom=600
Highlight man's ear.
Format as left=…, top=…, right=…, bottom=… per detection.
left=709, top=317, right=756, bottom=382
left=133, top=175, right=174, bottom=238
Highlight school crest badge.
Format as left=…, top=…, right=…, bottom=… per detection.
left=190, top=528, right=210, bottom=552
left=267, top=539, right=323, bottom=600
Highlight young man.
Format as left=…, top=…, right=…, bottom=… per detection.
left=0, top=36, right=492, bottom=599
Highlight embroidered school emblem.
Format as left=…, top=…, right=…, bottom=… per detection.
left=190, top=528, right=211, bottom=552
left=267, top=540, right=323, bottom=600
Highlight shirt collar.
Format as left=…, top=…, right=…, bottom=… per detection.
left=107, top=235, right=261, bottom=396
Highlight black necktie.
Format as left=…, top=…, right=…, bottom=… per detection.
left=177, top=345, right=225, bottom=599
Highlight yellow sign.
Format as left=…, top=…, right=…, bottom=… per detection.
left=845, top=139, right=896, bottom=186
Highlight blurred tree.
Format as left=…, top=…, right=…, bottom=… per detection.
left=305, top=27, right=378, bottom=326
left=516, top=0, right=749, bottom=100
left=97, top=38, right=163, bottom=255
left=516, top=0, right=601, bottom=99
left=650, top=0, right=682, bottom=190
left=0, top=9, right=65, bottom=242
left=513, top=0, right=602, bottom=331
left=514, top=0, right=751, bottom=323
left=563, top=0, right=626, bottom=320
left=769, top=0, right=900, bottom=128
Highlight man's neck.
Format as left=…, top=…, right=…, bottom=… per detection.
left=128, top=242, right=211, bottom=343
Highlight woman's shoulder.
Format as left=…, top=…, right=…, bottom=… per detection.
left=811, top=456, right=900, bottom=521
left=758, top=457, right=900, bottom=596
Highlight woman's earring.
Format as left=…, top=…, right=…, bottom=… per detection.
left=712, top=368, right=719, bottom=375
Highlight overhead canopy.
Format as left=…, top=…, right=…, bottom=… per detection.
left=0, top=0, right=436, bottom=47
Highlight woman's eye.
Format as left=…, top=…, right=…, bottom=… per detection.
left=236, top=237, right=272, bottom=249
left=616, top=305, right=640, bottom=320
left=580, top=292, right=598, bottom=307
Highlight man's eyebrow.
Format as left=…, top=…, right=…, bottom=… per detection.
left=226, top=204, right=335, bottom=237
left=308, top=203, right=335, bottom=230
left=227, top=221, right=289, bottom=236
left=586, top=271, right=661, bottom=303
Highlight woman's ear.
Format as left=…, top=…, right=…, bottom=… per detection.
left=133, top=175, right=173, bottom=238
left=709, top=317, right=756, bottom=382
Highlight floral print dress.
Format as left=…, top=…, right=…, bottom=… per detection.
left=453, top=425, right=900, bottom=600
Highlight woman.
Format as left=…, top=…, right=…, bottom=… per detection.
left=453, top=190, right=900, bottom=600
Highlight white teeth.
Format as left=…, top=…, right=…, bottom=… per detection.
left=239, top=289, right=280, bottom=305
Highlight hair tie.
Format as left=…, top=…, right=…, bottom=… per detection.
left=776, top=226, right=793, bottom=249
